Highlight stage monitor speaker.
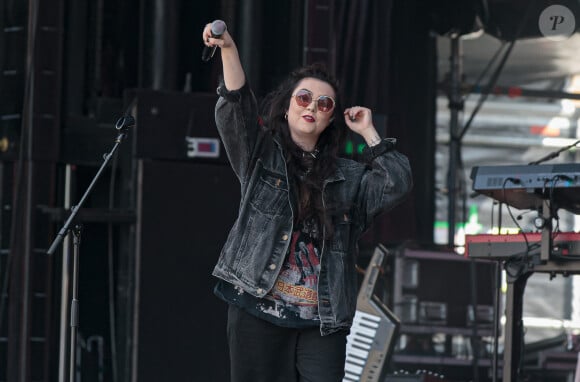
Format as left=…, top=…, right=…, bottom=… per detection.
left=132, top=159, right=239, bottom=382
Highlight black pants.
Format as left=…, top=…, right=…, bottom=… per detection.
left=227, top=304, right=348, bottom=382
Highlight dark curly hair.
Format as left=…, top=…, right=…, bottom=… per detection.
left=260, top=63, right=346, bottom=241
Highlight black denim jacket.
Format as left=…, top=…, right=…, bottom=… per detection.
left=212, top=81, right=413, bottom=335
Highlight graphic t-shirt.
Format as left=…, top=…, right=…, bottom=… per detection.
left=215, top=229, right=321, bottom=328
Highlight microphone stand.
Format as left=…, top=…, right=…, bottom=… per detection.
left=47, top=116, right=134, bottom=382
left=528, top=139, right=580, bottom=165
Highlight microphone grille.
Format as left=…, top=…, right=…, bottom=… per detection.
left=211, top=20, right=227, bottom=36
left=115, top=115, right=135, bottom=130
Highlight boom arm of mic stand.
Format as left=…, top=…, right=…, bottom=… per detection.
left=47, top=128, right=129, bottom=255
left=528, top=139, right=580, bottom=165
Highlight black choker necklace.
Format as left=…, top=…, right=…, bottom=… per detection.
left=302, top=147, right=319, bottom=159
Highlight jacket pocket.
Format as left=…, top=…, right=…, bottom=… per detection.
left=330, top=213, right=352, bottom=253
left=249, top=169, right=288, bottom=216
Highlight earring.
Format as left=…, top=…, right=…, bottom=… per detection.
left=284, top=112, right=288, bottom=120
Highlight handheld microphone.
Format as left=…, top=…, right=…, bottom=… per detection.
left=202, top=20, right=227, bottom=62
left=115, top=115, right=135, bottom=130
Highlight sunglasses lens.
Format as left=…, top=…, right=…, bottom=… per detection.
left=294, top=89, right=334, bottom=112
left=317, top=96, right=334, bottom=112
left=295, top=90, right=312, bottom=107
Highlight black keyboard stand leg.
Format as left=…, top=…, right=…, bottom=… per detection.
left=502, top=270, right=531, bottom=382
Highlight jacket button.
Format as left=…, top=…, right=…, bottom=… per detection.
left=256, top=288, right=264, bottom=294
left=282, top=234, right=288, bottom=241
left=269, top=263, right=276, bottom=270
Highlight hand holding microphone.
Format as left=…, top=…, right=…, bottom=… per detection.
left=202, top=20, right=228, bottom=62
left=202, top=19, right=245, bottom=89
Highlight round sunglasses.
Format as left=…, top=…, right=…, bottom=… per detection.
left=292, top=89, right=335, bottom=113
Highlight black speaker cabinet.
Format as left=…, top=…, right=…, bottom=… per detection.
left=132, top=159, right=239, bottom=381
left=393, top=246, right=496, bottom=329
left=127, top=89, right=229, bottom=164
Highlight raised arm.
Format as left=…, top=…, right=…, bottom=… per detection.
left=343, top=106, right=413, bottom=229
left=202, top=21, right=259, bottom=182
left=202, top=22, right=245, bottom=90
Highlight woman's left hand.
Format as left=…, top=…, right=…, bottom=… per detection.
left=344, top=106, right=373, bottom=134
left=343, top=106, right=382, bottom=146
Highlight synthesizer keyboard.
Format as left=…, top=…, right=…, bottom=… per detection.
left=470, top=163, right=580, bottom=213
left=465, top=232, right=580, bottom=260
left=343, top=245, right=399, bottom=382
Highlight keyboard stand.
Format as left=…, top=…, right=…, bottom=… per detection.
left=502, top=258, right=580, bottom=381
